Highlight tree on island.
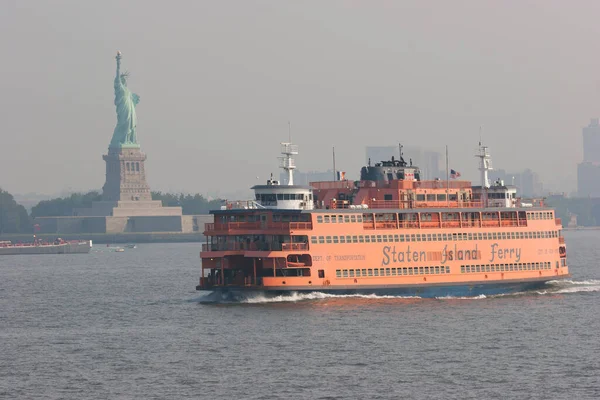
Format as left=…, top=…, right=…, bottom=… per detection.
left=29, top=190, right=223, bottom=217
left=151, top=192, right=224, bottom=215
left=30, top=191, right=102, bottom=218
left=0, top=188, right=31, bottom=234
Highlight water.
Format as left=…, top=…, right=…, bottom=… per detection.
left=1, top=232, right=599, bottom=399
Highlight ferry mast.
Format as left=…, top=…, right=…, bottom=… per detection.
left=476, top=142, right=493, bottom=206
left=279, top=142, right=298, bottom=185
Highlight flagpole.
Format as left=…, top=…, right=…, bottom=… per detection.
left=446, top=145, right=449, bottom=207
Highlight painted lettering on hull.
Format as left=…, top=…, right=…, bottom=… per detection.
left=381, top=243, right=522, bottom=266
left=440, top=244, right=479, bottom=264
left=490, top=243, right=521, bottom=262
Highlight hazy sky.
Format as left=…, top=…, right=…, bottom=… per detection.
left=2, top=0, right=600, bottom=199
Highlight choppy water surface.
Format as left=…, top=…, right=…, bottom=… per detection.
left=1, top=232, right=599, bottom=399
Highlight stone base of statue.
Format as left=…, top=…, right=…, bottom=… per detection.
left=74, top=145, right=183, bottom=219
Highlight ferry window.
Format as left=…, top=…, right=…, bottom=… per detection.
left=501, top=232, right=507, bottom=240
left=336, top=270, right=341, bottom=278
left=318, top=270, right=325, bottom=278
left=446, top=267, right=450, bottom=274
left=355, top=270, right=361, bottom=277
left=402, top=267, right=407, bottom=275
left=416, top=194, right=426, bottom=201
left=343, top=270, right=348, bottom=278
left=377, top=235, right=383, bottom=243
left=461, top=266, right=465, bottom=273
left=419, top=267, right=424, bottom=275
left=416, top=234, right=422, bottom=242
left=382, top=235, right=388, bottom=243
left=442, top=234, right=447, bottom=241
left=318, top=236, right=325, bottom=244
left=384, top=194, right=393, bottom=201
left=432, top=234, right=438, bottom=242
left=326, top=236, right=332, bottom=243
left=371, top=235, right=376, bottom=242
left=373, top=269, right=379, bottom=276
left=350, top=215, right=356, bottom=223
left=386, top=268, right=391, bottom=276
left=311, top=236, right=317, bottom=244
left=368, top=269, right=373, bottom=276
left=427, top=194, right=436, bottom=201
left=352, top=235, right=358, bottom=243
left=449, top=194, right=457, bottom=201
left=362, top=269, right=367, bottom=276
left=467, top=233, right=472, bottom=240
left=400, top=235, right=405, bottom=242
left=277, top=194, right=284, bottom=200
left=437, top=194, right=446, bottom=201
left=331, top=215, right=337, bottom=223
left=359, top=236, right=364, bottom=243
left=345, top=235, right=351, bottom=243
left=365, top=236, right=371, bottom=243
left=357, top=215, right=363, bottom=222
left=349, top=270, right=355, bottom=277
left=391, top=268, right=397, bottom=276
left=476, top=266, right=481, bottom=272
left=408, top=268, right=413, bottom=275
left=339, top=236, right=346, bottom=244
left=485, top=265, right=490, bottom=272
left=424, top=267, right=430, bottom=274
left=324, top=216, right=330, bottom=223
left=333, top=236, right=339, bottom=244
left=492, top=233, right=498, bottom=240
left=344, top=216, right=350, bottom=223
left=394, top=234, right=399, bottom=242
left=435, top=266, right=440, bottom=274
left=317, top=216, right=323, bottom=223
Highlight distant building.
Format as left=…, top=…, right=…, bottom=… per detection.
left=365, top=146, right=443, bottom=181
left=489, top=168, right=543, bottom=198
left=578, top=118, right=600, bottom=197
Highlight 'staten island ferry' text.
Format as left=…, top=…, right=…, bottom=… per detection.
left=197, top=142, right=569, bottom=298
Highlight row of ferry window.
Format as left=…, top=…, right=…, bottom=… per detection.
left=317, top=215, right=363, bottom=223
left=461, top=262, right=553, bottom=273
left=527, top=212, right=553, bottom=220
left=335, top=266, right=451, bottom=278
left=317, top=212, right=555, bottom=224
left=310, top=230, right=559, bottom=244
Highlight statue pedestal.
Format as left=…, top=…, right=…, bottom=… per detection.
left=102, top=146, right=152, bottom=202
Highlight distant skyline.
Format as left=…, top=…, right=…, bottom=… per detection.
left=2, top=1, right=600, bottom=198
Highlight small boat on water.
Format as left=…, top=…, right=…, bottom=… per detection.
left=0, top=238, right=92, bottom=256
left=115, top=248, right=125, bottom=252
left=125, top=244, right=137, bottom=249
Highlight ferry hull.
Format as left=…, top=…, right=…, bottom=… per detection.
left=197, top=276, right=567, bottom=301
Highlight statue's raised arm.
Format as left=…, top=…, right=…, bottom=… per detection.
left=110, top=51, right=140, bottom=148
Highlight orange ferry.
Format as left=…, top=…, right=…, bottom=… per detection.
left=197, top=142, right=569, bottom=298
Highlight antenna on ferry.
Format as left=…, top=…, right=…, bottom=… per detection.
left=279, top=132, right=298, bottom=186
left=288, top=121, right=292, bottom=142
left=333, top=147, right=337, bottom=181
left=476, top=139, right=493, bottom=206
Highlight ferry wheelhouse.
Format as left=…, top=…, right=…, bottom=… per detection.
left=197, top=142, right=569, bottom=297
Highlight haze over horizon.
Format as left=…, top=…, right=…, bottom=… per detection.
left=2, top=0, right=600, bottom=199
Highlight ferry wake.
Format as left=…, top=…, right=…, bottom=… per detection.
left=197, top=141, right=569, bottom=298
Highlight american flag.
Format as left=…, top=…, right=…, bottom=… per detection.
left=450, top=169, right=461, bottom=179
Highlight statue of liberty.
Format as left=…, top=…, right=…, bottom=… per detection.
left=110, top=51, right=140, bottom=147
